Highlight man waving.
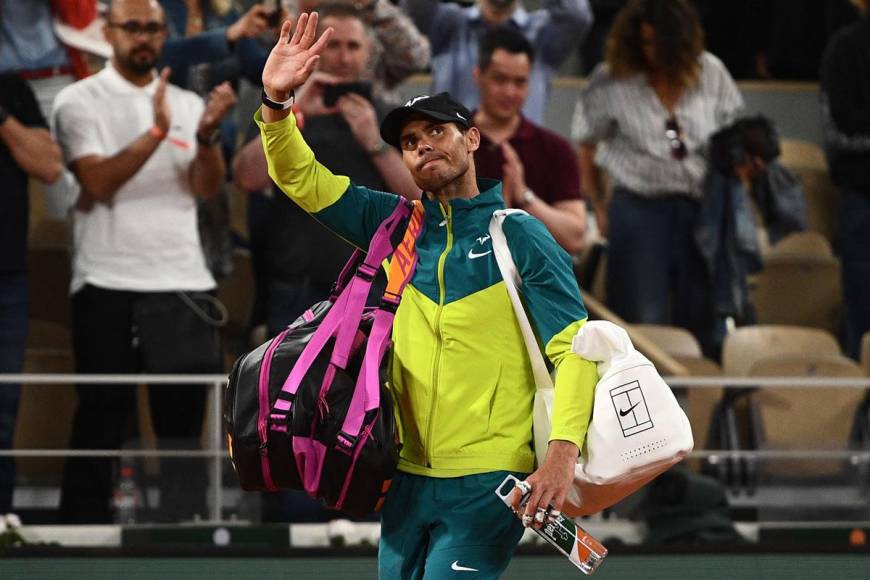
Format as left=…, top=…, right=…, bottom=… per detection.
left=258, top=13, right=597, bottom=579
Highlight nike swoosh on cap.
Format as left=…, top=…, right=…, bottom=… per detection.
left=619, top=401, right=640, bottom=417
left=451, top=561, right=479, bottom=572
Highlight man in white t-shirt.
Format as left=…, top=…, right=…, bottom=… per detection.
left=52, top=0, right=236, bottom=524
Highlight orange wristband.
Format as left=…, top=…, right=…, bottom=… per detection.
left=149, top=126, right=167, bottom=141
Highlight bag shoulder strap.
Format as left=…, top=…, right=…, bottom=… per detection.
left=338, top=200, right=425, bottom=443
left=488, top=209, right=553, bottom=391
left=278, top=198, right=416, bottom=403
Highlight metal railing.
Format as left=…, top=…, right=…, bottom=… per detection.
left=0, top=373, right=228, bottom=522
left=1, top=373, right=869, bottom=523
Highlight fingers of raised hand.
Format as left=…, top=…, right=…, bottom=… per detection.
left=154, top=67, right=171, bottom=100
left=278, top=19, right=293, bottom=44
left=300, top=12, right=319, bottom=47
left=289, top=12, right=307, bottom=46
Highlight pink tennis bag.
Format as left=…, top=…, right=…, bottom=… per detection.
left=224, top=199, right=423, bottom=516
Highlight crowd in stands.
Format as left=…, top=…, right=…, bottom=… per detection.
left=0, top=0, right=868, bottom=526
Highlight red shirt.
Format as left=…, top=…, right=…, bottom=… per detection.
left=473, top=115, right=583, bottom=206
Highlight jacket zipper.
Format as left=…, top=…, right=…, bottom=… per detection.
left=424, top=204, right=452, bottom=468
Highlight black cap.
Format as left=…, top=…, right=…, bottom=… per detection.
left=380, top=93, right=472, bottom=149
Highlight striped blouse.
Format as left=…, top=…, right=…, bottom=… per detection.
left=571, top=51, right=744, bottom=198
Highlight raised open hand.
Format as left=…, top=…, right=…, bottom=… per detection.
left=261, top=12, right=334, bottom=102
left=198, top=82, right=238, bottom=138
left=152, top=67, right=172, bottom=134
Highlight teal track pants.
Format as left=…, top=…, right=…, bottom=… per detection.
left=378, top=471, right=527, bottom=579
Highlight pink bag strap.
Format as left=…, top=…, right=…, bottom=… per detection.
left=337, top=201, right=424, bottom=446
left=274, top=199, right=419, bottom=412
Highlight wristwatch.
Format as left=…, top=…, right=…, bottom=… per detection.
left=261, top=89, right=295, bottom=111
left=519, top=189, right=538, bottom=207
left=197, top=129, right=222, bottom=147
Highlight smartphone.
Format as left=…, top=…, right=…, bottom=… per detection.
left=261, top=0, right=282, bottom=27
left=323, top=82, right=373, bottom=107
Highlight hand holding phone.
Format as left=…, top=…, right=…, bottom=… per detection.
left=322, top=82, right=373, bottom=107
left=261, top=0, right=282, bottom=27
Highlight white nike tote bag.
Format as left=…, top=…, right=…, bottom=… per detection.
left=489, top=209, right=694, bottom=517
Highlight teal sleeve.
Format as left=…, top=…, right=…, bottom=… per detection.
left=502, top=213, right=587, bottom=345
left=503, top=213, right=597, bottom=449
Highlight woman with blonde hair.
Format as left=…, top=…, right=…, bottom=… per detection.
left=572, top=0, right=743, bottom=355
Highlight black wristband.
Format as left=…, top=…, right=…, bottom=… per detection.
left=261, top=89, right=294, bottom=111
left=0, top=104, right=9, bottom=126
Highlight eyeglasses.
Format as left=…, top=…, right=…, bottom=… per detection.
left=107, top=20, right=167, bottom=36
left=665, top=116, right=687, bottom=161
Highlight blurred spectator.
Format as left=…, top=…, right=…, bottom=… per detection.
left=160, top=1, right=272, bottom=91
left=234, top=2, right=417, bottom=338
left=821, top=0, right=870, bottom=360
left=52, top=0, right=236, bottom=523
left=297, top=0, right=431, bottom=104
left=578, top=0, right=626, bottom=75
left=0, top=76, right=63, bottom=515
left=402, top=0, right=593, bottom=123
left=0, top=0, right=97, bottom=115
left=160, top=1, right=279, bottom=280
left=1, top=1, right=101, bottom=221
left=748, top=0, right=858, bottom=80
left=572, top=0, right=743, bottom=356
left=234, top=3, right=418, bottom=522
left=472, top=27, right=586, bottom=254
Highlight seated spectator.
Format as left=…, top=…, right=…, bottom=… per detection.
left=821, top=0, right=870, bottom=359
left=572, top=0, right=743, bottom=356
left=0, top=75, right=63, bottom=515
left=472, top=27, right=586, bottom=255
left=52, top=0, right=237, bottom=523
left=402, top=0, right=593, bottom=123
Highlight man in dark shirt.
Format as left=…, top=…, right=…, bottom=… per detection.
left=471, top=27, right=587, bottom=255
left=233, top=3, right=417, bottom=337
left=821, top=2, right=870, bottom=359
left=0, top=74, right=62, bottom=513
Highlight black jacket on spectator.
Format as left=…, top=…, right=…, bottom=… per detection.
left=0, top=75, right=45, bottom=274
left=821, top=15, right=870, bottom=193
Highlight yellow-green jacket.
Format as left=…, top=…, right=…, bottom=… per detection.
left=256, top=111, right=597, bottom=478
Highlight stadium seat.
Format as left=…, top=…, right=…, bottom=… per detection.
left=710, top=325, right=843, bottom=491
left=765, top=230, right=833, bottom=259
left=779, top=139, right=839, bottom=245
left=15, top=349, right=76, bottom=485
left=27, top=319, right=71, bottom=351
left=216, top=248, right=255, bottom=369
left=26, top=245, right=72, bottom=331
left=722, top=325, right=842, bottom=377
left=862, top=332, right=870, bottom=377
left=747, top=354, right=865, bottom=480
left=748, top=255, right=842, bottom=335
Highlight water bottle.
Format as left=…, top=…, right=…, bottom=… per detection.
left=495, top=474, right=608, bottom=575
left=114, top=464, right=140, bottom=524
